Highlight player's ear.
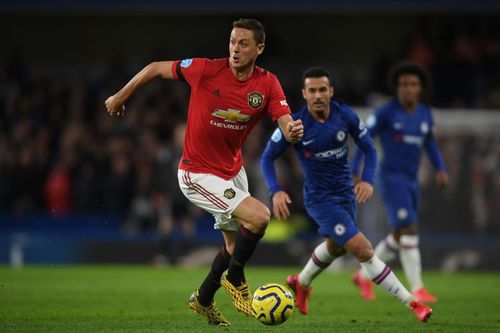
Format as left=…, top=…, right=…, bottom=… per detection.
left=256, top=43, right=265, bottom=55
left=330, top=86, right=335, bottom=97
left=302, top=88, right=307, bottom=100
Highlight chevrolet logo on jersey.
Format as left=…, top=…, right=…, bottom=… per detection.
left=212, top=109, right=251, bottom=123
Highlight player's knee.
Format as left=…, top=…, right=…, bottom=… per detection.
left=356, top=247, right=374, bottom=262
left=348, top=240, right=374, bottom=261
left=223, top=240, right=236, bottom=255
left=252, top=206, right=270, bottom=232
left=326, top=239, right=346, bottom=257
left=225, top=243, right=235, bottom=255
left=234, top=197, right=270, bottom=233
left=332, top=247, right=347, bottom=257
left=394, top=225, right=417, bottom=241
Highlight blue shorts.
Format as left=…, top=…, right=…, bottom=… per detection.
left=305, top=196, right=359, bottom=246
left=380, top=175, right=420, bottom=228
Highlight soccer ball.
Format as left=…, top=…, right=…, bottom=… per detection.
left=252, top=283, right=294, bottom=325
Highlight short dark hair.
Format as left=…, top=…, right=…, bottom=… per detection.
left=388, top=61, right=430, bottom=91
left=232, top=18, right=265, bottom=45
left=302, top=67, right=332, bottom=85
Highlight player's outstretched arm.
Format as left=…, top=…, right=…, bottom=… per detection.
left=105, top=61, right=174, bottom=117
left=277, top=114, right=303, bottom=144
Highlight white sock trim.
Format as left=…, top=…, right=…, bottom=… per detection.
left=399, top=235, right=419, bottom=248
left=313, top=241, right=335, bottom=263
left=360, top=255, right=386, bottom=280
left=399, top=235, right=423, bottom=291
left=386, top=234, right=400, bottom=251
left=361, top=255, right=413, bottom=306
left=299, top=241, right=336, bottom=287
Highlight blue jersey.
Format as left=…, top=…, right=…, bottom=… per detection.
left=352, top=98, right=445, bottom=182
left=261, top=100, right=377, bottom=205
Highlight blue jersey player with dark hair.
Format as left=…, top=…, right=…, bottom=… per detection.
left=351, top=61, right=448, bottom=304
left=260, top=67, right=432, bottom=323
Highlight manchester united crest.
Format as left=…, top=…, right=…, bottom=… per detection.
left=224, top=188, right=236, bottom=199
left=248, top=92, right=264, bottom=109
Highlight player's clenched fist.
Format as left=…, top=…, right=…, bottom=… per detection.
left=287, top=119, right=304, bottom=143
left=105, top=95, right=125, bottom=117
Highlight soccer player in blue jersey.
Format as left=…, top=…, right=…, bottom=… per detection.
left=351, top=61, right=448, bottom=304
left=260, top=67, right=432, bottom=322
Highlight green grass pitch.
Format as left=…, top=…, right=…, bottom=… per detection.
left=1, top=266, right=499, bottom=332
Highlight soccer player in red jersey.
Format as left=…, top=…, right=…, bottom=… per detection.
left=105, top=18, right=303, bottom=326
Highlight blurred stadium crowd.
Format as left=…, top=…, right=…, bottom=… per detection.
left=368, top=31, right=500, bottom=108
left=0, top=17, right=499, bottom=244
